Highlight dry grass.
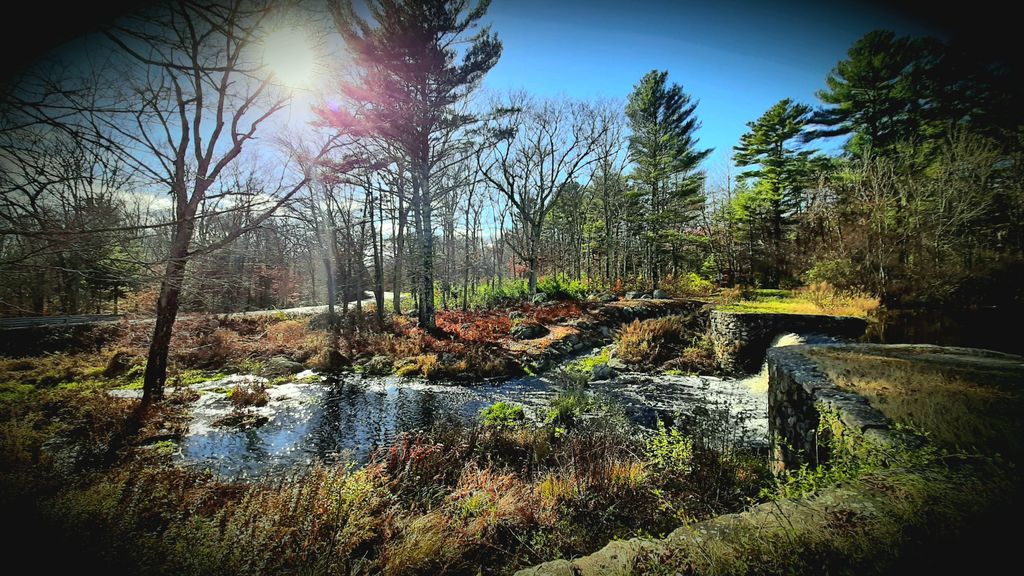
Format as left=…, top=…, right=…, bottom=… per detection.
left=720, top=284, right=879, bottom=318
left=228, top=382, right=269, bottom=408
left=807, top=347, right=1024, bottom=458
left=615, top=316, right=688, bottom=365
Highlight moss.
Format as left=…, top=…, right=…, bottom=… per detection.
left=0, top=382, right=35, bottom=407
left=565, top=348, right=612, bottom=376
left=480, top=402, right=526, bottom=428
left=173, top=370, right=229, bottom=387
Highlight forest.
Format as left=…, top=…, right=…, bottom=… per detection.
left=1, top=1, right=1022, bottom=575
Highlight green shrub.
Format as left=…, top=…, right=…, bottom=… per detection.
left=537, top=276, right=590, bottom=301
left=663, top=272, right=715, bottom=297
left=480, top=402, right=525, bottom=428
left=645, top=421, right=693, bottom=474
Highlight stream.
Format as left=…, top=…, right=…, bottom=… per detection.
left=178, top=350, right=772, bottom=478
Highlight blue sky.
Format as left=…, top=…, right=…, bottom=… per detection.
left=480, top=0, right=938, bottom=167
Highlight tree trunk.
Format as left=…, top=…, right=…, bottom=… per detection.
left=369, top=190, right=385, bottom=324
left=417, top=167, right=436, bottom=330
left=527, top=220, right=542, bottom=294
left=142, top=226, right=192, bottom=406
left=392, top=195, right=406, bottom=315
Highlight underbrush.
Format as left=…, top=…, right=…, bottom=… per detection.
left=615, top=316, right=693, bottom=366
left=0, top=373, right=769, bottom=575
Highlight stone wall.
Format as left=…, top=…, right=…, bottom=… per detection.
left=709, top=310, right=867, bottom=374
left=766, top=345, right=892, bottom=473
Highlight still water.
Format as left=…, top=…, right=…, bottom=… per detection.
left=180, top=364, right=768, bottom=478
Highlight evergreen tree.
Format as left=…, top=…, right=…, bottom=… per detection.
left=808, top=30, right=920, bottom=155
left=733, top=98, right=817, bottom=285
left=625, top=70, right=710, bottom=289
left=326, top=0, right=502, bottom=330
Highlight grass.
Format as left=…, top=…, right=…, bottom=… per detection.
left=719, top=283, right=879, bottom=318
left=806, top=346, right=1024, bottom=459
left=0, top=370, right=769, bottom=575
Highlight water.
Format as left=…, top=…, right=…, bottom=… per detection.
left=179, top=360, right=769, bottom=478
left=866, top=307, right=1023, bottom=355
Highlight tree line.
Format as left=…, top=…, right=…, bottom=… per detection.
left=2, top=1, right=1022, bottom=404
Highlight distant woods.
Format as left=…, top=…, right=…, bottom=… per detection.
left=2, top=2, right=1023, bottom=335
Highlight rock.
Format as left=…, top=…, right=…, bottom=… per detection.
left=362, top=355, right=394, bottom=376
left=511, top=323, right=550, bottom=340
left=640, top=293, right=653, bottom=299
left=264, top=356, right=304, bottom=377
left=652, top=289, right=668, bottom=299
left=103, top=350, right=133, bottom=378
left=597, top=293, right=617, bottom=303
left=625, top=291, right=641, bottom=299
left=213, top=409, right=270, bottom=429
left=591, top=363, right=616, bottom=381
left=531, top=293, right=549, bottom=304
left=607, top=357, right=629, bottom=371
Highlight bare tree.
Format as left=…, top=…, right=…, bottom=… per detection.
left=100, top=0, right=340, bottom=405
left=480, top=95, right=606, bottom=293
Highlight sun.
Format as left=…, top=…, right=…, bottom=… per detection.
left=262, top=27, right=317, bottom=89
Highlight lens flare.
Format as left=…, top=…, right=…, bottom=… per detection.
left=262, top=27, right=316, bottom=89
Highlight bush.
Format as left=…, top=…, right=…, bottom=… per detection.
left=615, top=316, right=687, bottom=366
left=662, top=273, right=715, bottom=298
left=228, top=383, right=268, bottom=408
left=646, top=421, right=693, bottom=475
left=480, top=402, right=526, bottom=429
left=537, top=277, right=589, bottom=301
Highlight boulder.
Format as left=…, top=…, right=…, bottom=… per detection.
left=591, top=363, right=616, bottom=381
left=264, top=356, right=304, bottom=377
left=640, top=293, right=653, bottom=299
left=103, top=350, right=133, bottom=378
left=362, top=355, right=394, bottom=376
left=625, top=291, right=641, bottom=299
left=652, top=289, right=668, bottom=299
left=511, top=322, right=550, bottom=340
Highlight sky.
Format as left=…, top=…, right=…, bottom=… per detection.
left=0, top=0, right=974, bottom=174
left=479, top=0, right=940, bottom=167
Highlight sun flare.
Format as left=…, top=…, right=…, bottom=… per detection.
left=262, top=27, right=317, bottom=89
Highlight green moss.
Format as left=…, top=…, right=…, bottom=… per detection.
left=479, top=401, right=525, bottom=428
left=0, top=382, right=35, bottom=406
left=565, top=348, right=611, bottom=376
left=175, top=370, right=229, bottom=386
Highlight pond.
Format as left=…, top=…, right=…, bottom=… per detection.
left=179, top=357, right=769, bottom=478
left=866, top=307, right=1024, bottom=355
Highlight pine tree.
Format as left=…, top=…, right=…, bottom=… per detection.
left=326, top=0, right=502, bottom=330
left=808, top=30, right=920, bottom=155
left=733, top=98, right=817, bottom=286
left=625, top=70, right=710, bottom=290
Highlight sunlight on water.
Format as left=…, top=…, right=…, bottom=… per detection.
left=179, top=363, right=771, bottom=478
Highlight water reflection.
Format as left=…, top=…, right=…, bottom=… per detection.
left=181, top=369, right=768, bottom=478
